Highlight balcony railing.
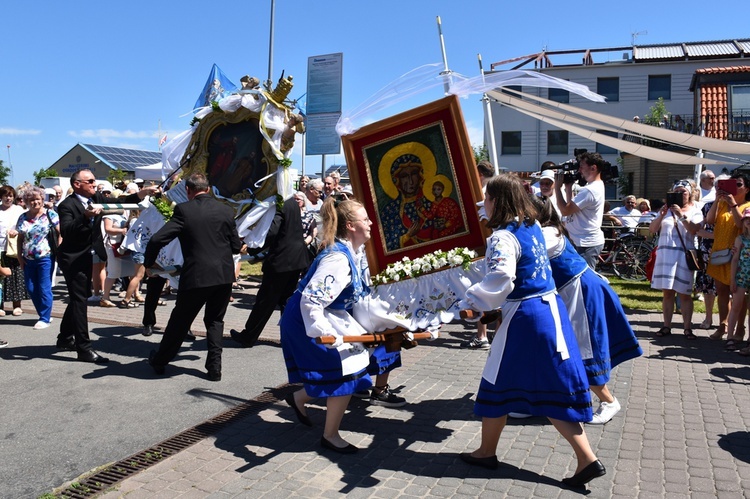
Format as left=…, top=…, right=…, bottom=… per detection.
left=635, top=110, right=750, bottom=144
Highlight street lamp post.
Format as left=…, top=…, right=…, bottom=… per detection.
left=6, top=145, right=14, bottom=186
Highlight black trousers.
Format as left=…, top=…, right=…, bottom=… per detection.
left=241, top=269, right=302, bottom=346
left=58, top=254, right=93, bottom=353
left=151, top=283, right=232, bottom=374
left=142, top=275, right=167, bottom=327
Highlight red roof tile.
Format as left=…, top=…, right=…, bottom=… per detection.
left=695, top=66, right=750, bottom=74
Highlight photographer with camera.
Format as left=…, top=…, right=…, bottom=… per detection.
left=554, top=151, right=607, bottom=269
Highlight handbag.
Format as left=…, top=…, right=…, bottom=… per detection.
left=110, top=241, right=131, bottom=258
left=672, top=212, right=705, bottom=272
left=5, top=234, right=18, bottom=258
left=645, top=246, right=658, bottom=281
left=43, top=212, right=59, bottom=258
left=685, top=248, right=705, bottom=272
left=710, top=248, right=732, bottom=266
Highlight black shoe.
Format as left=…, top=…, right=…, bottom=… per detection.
left=142, top=325, right=154, bottom=337
left=56, top=341, right=76, bottom=351
left=320, top=436, right=358, bottom=454
left=285, top=393, right=312, bottom=427
left=561, top=460, right=606, bottom=488
left=369, top=385, right=407, bottom=408
left=207, top=371, right=222, bottom=382
left=148, top=350, right=165, bottom=375
left=185, top=330, right=196, bottom=341
left=230, top=329, right=253, bottom=348
left=77, top=350, right=109, bottom=364
left=459, top=452, right=499, bottom=470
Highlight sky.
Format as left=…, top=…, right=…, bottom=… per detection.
left=1, top=0, right=748, bottom=185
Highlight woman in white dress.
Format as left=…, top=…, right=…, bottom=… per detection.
left=649, top=180, right=703, bottom=338
left=100, top=211, right=135, bottom=307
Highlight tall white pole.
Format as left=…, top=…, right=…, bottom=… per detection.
left=436, top=16, right=452, bottom=95
left=267, top=0, right=276, bottom=88
left=6, top=145, right=14, bottom=186
left=478, top=54, right=500, bottom=174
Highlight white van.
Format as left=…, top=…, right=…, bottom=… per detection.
left=39, top=177, right=72, bottom=200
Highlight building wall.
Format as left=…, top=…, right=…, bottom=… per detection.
left=488, top=59, right=747, bottom=174
left=622, top=154, right=695, bottom=201
left=49, top=144, right=112, bottom=179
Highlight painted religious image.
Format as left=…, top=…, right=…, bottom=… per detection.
left=206, top=120, right=266, bottom=198
left=366, top=124, right=468, bottom=253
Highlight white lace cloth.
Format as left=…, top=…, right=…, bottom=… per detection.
left=364, top=259, right=486, bottom=331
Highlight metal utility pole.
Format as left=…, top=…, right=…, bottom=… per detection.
left=478, top=54, right=500, bottom=174
left=436, top=16, right=452, bottom=95
left=6, top=145, right=14, bottom=186
left=267, top=0, right=276, bottom=89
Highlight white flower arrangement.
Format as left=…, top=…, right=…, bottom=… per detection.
left=372, top=247, right=477, bottom=286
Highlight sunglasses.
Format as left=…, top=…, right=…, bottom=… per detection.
left=77, top=179, right=96, bottom=185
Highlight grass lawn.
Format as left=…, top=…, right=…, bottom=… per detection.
left=239, top=261, right=263, bottom=280
left=607, top=276, right=714, bottom=314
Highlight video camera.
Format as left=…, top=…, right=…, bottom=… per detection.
left=541, top=149, right=618, bottom=187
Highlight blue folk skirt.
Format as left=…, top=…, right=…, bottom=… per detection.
left=475, top=294, right=592, bottom=422
left=561, top=269, right=643, bottom=386
left=280, top=292, right=372, bottom=398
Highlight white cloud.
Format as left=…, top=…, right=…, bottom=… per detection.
left=0, top=128, right=41, bottom=136
left=68, top=129, right=157, bottom=142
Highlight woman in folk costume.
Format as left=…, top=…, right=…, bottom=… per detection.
left=459, top=173, right=604, bottom=489
left=535, top=196, right=642, bottom=425
left=280, top=195, right=408, bottom=454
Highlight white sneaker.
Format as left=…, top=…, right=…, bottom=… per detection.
left=589, top=398, right=621, bottom=425
left=33, top=321, right=51, bottom=330
left=508, top=412, right=533, bottom=419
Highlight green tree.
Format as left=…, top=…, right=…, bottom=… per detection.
left=0, top=159, right=10, bottom=185
left=644, top=97, right=669, bottom=126
left=33, top=167, right=57, bottom=185
left=473, top=144, right=489, bottom=164
left=107, top=168, right=127, bottom=187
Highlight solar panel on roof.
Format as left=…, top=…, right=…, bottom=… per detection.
left=81, top=143, right=161, bottom=172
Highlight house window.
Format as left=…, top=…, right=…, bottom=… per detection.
left=597, top=77, right=619, bottom=102
left=648, top=75, right=671, bottom=100
left=501, top=85, right=523, bottom=98
left=501, top=131, right=522, bottom=155
left=548, top=87, right=569, bottom=103
left=547, top=130, right=568, bottom=155
left=730, top=85, right=750, bottom=112
left=729, top=85, right=750, bottom=137
left=595, top=130, right=619, bottom=154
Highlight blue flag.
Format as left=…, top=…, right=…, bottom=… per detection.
left=194, top=64, right=238, bottom=109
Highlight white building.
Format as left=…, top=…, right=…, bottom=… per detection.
left=486, top=38, right=750, bottom=199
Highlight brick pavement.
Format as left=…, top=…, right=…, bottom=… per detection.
left=42, top=284, right=750, bottom=498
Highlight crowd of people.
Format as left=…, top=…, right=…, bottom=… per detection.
left=2, top=155, right=744, bottom=489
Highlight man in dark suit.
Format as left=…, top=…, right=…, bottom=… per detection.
left=230, top=195, right=310, bottom=348
left=145, top=173, right=242, bottom=381
left=57, top=169, right=159, bottom=363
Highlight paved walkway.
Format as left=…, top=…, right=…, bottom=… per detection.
left=3, top=280, right=750, bottom=498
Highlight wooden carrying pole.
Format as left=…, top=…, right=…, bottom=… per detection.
left=315, top=328, right=433, bottom=352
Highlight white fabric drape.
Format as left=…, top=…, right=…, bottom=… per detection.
left=490, top=90, right=729, bottom=165
left=499, top=87, right=750, bottom=157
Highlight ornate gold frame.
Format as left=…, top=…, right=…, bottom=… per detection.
left=342, top=95, right=486, bottom=275
left=180, top=106, right=281, bottom=202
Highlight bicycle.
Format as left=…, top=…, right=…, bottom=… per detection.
left=595, top=225, right=655, bottom=281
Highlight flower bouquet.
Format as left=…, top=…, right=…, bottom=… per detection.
left=371, top=247, right=477, bottom=286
